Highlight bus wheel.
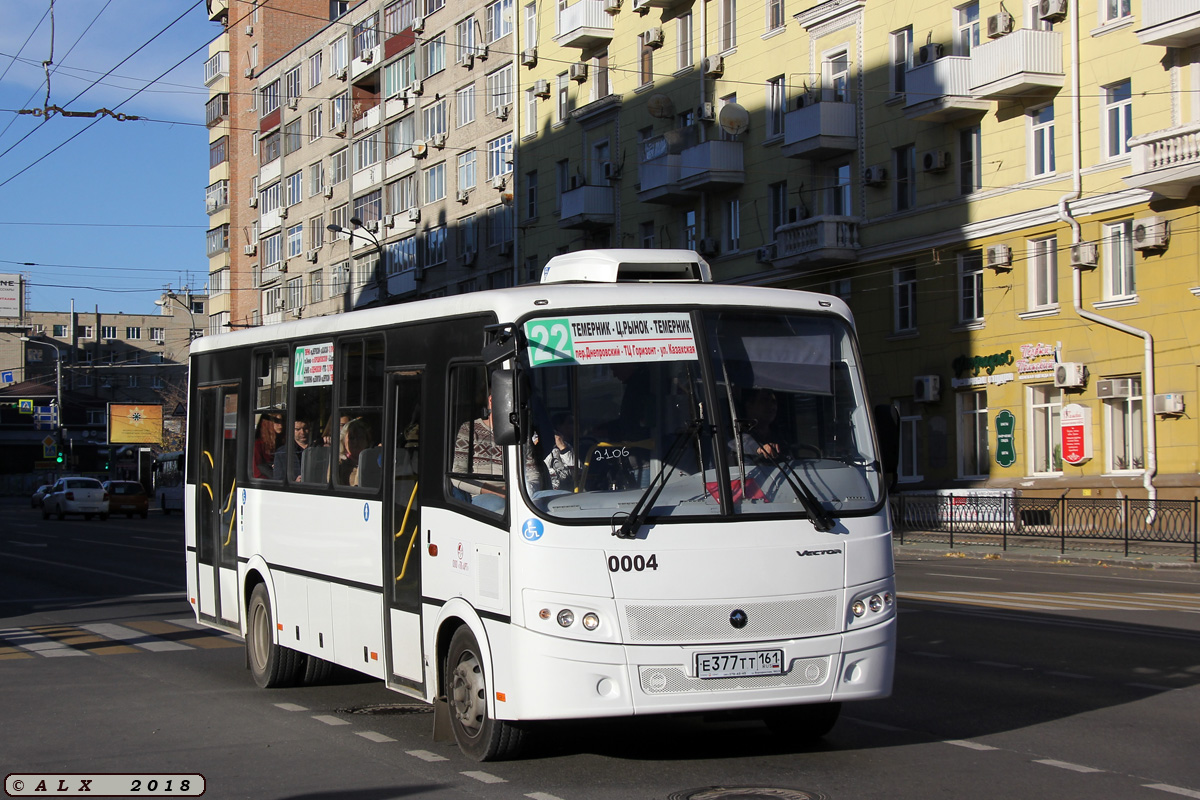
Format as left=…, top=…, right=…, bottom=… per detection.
left=762, top=702, right=842, bottom=742
left=247, top=584, right=302, bottom=688
left=446, top=626, right=525, bottom=761
left=301, top=654, right=335, bottom=685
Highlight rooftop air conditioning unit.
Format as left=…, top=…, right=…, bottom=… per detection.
left=522, top=48, right=538, bottom=67
left=413, top=140, right=428, bottom=158
left=533, top=79, right=550, bottom=98
left=921, top=149, right=950, bottom=172
left=986, top=244, right=1012, bottom=269
left=307, top=250, right=319, bottom=263
left=1070, top=241, right=1098, bottom=268
left=698, top=101, right=716, bottom=121
left=863, top=165, right=887, bottom=186
left=323, top=186, right=334, bottom=198
left=492, top=175, right=508, bottom=191
left=1054, top=362, right=1088, bottom=389
left=432, top=132, right=447, bottom=148
left=913, top=375, right=941, bottom=403
left=697, top=236, right=719, bottom=255
left=407, top=207, right=422, bottom=223
left=1133, top=215, right=1169, bottom=250
left=456, top=189, right=470, bottom=203
left=244, top=244, right=258, bottom=256
left=702, top=55, right=724, bottom=77
left=604, top=0, right=622, bottom=12
left=987, top=11, right=1014, bottom=37
left=1096, top=377, right=1133, bottom=398
left=1154, top=393, right=1185, bottom=415
left=411, top=16, right=424, bottom=32
left=644, top=27, right=664, bottom=48
left=248, top=196, right=259, bottom=208
left=918, top=43, right=944, bottom=64
left=756, top=244, right=776, bottom=264
left=1039, top=0, right=1068, bottom=21
left=569, top=62, right=588, bottom=82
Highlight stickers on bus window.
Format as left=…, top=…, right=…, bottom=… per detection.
left=524, top=313, right=697, bottom=368
left=294, top=343, right=334, bottom=386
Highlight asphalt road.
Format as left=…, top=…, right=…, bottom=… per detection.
left=2, top=500, right=1199, bottom=800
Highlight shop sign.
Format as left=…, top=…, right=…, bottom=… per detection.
left=1060, top=403, right=1092, bottom=466
left=995, top=410, right=1016, bottom=468
left=1016, top=341, right=1059, bottom=378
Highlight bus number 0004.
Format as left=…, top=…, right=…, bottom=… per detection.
left=608, top=554, right=659, bottom=572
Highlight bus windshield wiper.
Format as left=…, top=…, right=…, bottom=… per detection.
left=762, top=449, right=835, bottom=532
left=613, top=419, right=702, bottom=540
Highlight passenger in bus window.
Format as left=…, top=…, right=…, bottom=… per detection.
left=339, top=417, right=374, bottom=486
left=544, top=413, right=576, bottom=491
left=452, top=394, right=505, bottom=512
left=274, top=419, right=312, bottom=481
left=732, top=388, right=784, bottom=462
left=253, top=412, right=283, bottom=479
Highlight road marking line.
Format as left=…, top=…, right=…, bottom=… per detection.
left=356, top=731, right=396, bottom=743
left=847, top=718, right=908, bottom=732
left=274, top=703, right=308, bottom=712
left=526, top=793, right=567, bottom=800
left=945, top=740, right=998, bottom=751
left=924, top=573, right=1001, bottom=580
left=1126, top=682, right=1172, bottom=692
left=312, top=715, right=351, bottom=726
left=1145, top=784, right=1200, bottom=798
left=910, top=651, right=951, bottom=658
left=1035, top=759, right=1103, bottom=773
left=0, top=628, right=89, bottom=657
left=1045, top=671, right=1093, bottom=680
left=462, top=771, right=507, bottom=784
left=28, top=624, right=138, bottom=655
left=975, top=661, right=1019, bottom=669
left=78, top=623, right=192, bottom=652
left=406, top=750, right=448, bottom=762
left=125, top=620, right=241, bottom=649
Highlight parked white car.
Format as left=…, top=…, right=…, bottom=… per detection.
left=41, top=477, right=109, bottom=520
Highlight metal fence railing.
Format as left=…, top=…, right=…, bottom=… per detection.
left=891, top=493, right=1200, bottom=562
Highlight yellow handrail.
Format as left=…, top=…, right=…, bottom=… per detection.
left=222, top=479, right=237, bottom=547
left=395, top=482, right=419, bottom=582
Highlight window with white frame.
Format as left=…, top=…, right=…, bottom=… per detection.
left=353, top=12, right=379, bottom=58
left=766, top=76, right=785, bottom=138
left=955, top=2, right=980, bottom=56
left=309, top=162, right=324, bottom=197
left=388, top=173, right=417, bottom=211
left=286, top=171, right=302, bottom=206
left=677, top=13, right=693, bottom=71
left=423, top=98, right=448, bottom=136
left=719, top=0, right=736, bottom=50
left=309, top=270, right=323, bottom=303
left=487, top=202, right=513, bottom=245
left=485, top=64, right=513, bottom=114
left=487, top=133, right=513, bottom=178
left=287, top=224, right=304, bottom=259
left=456, top=17, right=477, bottom=62
left=126, top=326, right=142, bottom=340
left=309, top=215, right=325, bottom=249
left=1029, top=104, right=1055, bottom=176
left=423, top=162, right=446, bottom=203
left=893, top=144, right=915, bottom=212
left=333, top=149, right=349, bottom=183
left=823, top=50, right=849, bottom=102
left=331, top=204, right=350, bottom=232
left=353, top=189, right=383, bottom=224
left=828, top=163, right=851, bottom=215
left=384, top=56, right=418, bottom=97
left=897, top=402, right=922, bottom=482
left=592, top=51, right=610, bottom=100
left=458, top=150, right=477, bottom=189
left=263, top=285, right=284, bottom=315
left=682, top=208, right=697, bottom=249
left=724, top=198, right=740, bottom=252
left=287, top=276, right=304, bottom=310
left=260, top=131, right=280, bottom=165
left=958, top=249, right=984, bottom=324
left=958, top=389, right=989, bottom=478
left=524, top=2, right=537, bottom=47
left=387, top=115, right=415, bottom=157
left=959, top=125, right=981, bottom=194
left=206, top=179, right=228, bottom=213
left=1028, top=384, right=1062, bottom=475
left=894, top=264, right=917, bottom=332
left=260, top=80, right=280, bottom=116
left=424, top=225, right=447, bottom=266
left=308, top=106, right=322, bottom=141
left=283, top=119, right=302, bottom=156
left=555, top=159, right=569, bottom=211
left=767, top=0, right=784, bottom=30
left=525, top=171, right=538, bottom=219
left=330, top=36, right=348, bottom=74
left=1104, top=218, right=1135, bottom=299
left=308, top=51, right=322, bottom=89
left=331, top=91, right=350, bottom=127
left=768, top=181, right=787, bottom=239
left=423, top=32, right=446, bottom=77
left=385, top=0, right=415, bottom=33
left=485, top=0, right=514, bottom=41
left=388, top=236, right=417, bottom=273
left=524, top=87, right=537, bottom=135
left=259, top=182, right=281, bottom=214
left=284, top=66, right=302, bottom=104
left=1105, top=376, right=1143, bottom=471
left=206, top=225, right=230, bottom=257
left=1103, top=79, right=1132, bottom=159
left=458, top=213, right=477, bottom=256
left=330, top=261, right=350, bottom=294
left=263, top=231, right=282, bottom=266
left=890, top=27, right=912, bottom=95
left=556, top=72, right=569, bottom=123
left=1028, top=235, right=1058, bottom=309
left=457, top=84, right=476, bottom=126
left=1102, top=0, right=1131, bottom=24
left=353, top=132, right=382, bottom=171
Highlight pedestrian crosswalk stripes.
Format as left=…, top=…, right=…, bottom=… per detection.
left=0, top=619, right=242, bottom=660
left=900, top=591, right=1200, bottom=612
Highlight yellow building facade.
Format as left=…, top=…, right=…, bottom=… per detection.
left=517, top=0, right=1200, bottom=499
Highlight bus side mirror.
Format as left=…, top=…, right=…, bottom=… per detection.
left=873, top=404, right=900, bottom=477
left=490, top=369, right=523, bottom=447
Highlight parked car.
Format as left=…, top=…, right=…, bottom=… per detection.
left=42, top=477, right=109, bottom=520
left=102, top=481, right=149, bottom=519
left=30, top=484, right=53, bottom=508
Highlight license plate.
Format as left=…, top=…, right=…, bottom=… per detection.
left=695, top=649, right=784, bottom=679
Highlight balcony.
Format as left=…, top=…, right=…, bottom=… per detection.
left=904, top=56, right=989, bottom=121
left=1137, top=0, right=1200, bottom=46
left=207, top=0, right=229, bottom=23
left=971, top=29, right=1063, bottom=99
left=780, top=100, right=856, bottom=160
left=637, top=131, right=744, bottom=202
left=772, top=216, right=860, bottom=268
left=559, top=184, right=615, bottom=229
left=554, top=0, right=614, bottom=48
left=1124, top=122, right=1200, bottom=198
left=678, top=140, right=744, bottom=190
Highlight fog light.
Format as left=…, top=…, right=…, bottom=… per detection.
left=869, top=594, right=883, bottom=612
left=883, top=591, right=893, bottom=606
left=557, top=609, right=575, bottom=627
left=852, top=600, right=866, bottom=617
left=582, top=612, right=600, bottom=631
left=539, top=608, right=551, bottom=620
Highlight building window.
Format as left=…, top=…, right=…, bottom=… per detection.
left=260, top=131, right=281, bottom=165
left=898, top=403, right=922, bottom=482
left=424, top=225, right=448, bottom=266
left=287, top=276, right=304, bottom=310
left=309, top=215, right=325, bottom=249
left=386, top=0, right=416, bottom=34
left=353, top=132, right=382, bottom=171
left=485, top=0, right=514, bottom=41
left=524, top=87, right=537, bottom=136
left=555, top=159, right=569, bottom=212
left=353, top=12, right=379, bottom=58
left=955, top=2, right=980, bottom=56
left=768, top=181, right=787, bottom=239
left=487, top=203, right=514, bottom=246
left=284, top=66, right=301, bottom=105
left=639, top=32, right=654, bottom=86
left=958, top=390, right=989, bottom=478
left=308, top=106, right=323, bottom=141
left=487, top=133, right=513, bottom=178
left=725, top=198, right=740, bottom=252
left=423, top=99, right=448, bottom=137
left=310, top=269, right=324, bottom=303
left=209, top=136, right=228, bottom=168
left=958, top=249, right=984, bottom=323
left=682, top=208, right=697, bottom=250
left=285, top=171, right=302, bottom=206
left=556, top=73, right=569, bottom=123
left=1104, top=219, right=1135, bottom=299
left=262, top=232, right=282, bottom=267
left=423, top=162, right=446, bottom=203
left=1103, top=79, right=1132, bottom=158
left=1029, top=104, right=1055, bottom=176
left=330, top=35, right=348, bottom=74
left=308, top=51, right=322, bottom=89
left=719, top=0, right=736, bottom=50
left=388, top=174, right=418, bottom=212
left=457, top=84, right=476, bottom=127
left=206, top=180, right=229, bottom=213
left=824, top=50, right=849, bottom=102
left=1029, top=384, right=1062, bottom=475
left=525, top=171, right=538, bottom=219
left=332, top=149, right=349, bottom=184
left=353, top=189, right=383, bottom=224
left=384, top=55, right=418, bottom=97
left=309, top=162, right=324, bottom=197
left=767, top=0, right=784, bottom=30
left=206, top=225, right=230, bottom=257
left=260, top=80, right=280, bottom=116
left=1028, top=235, right=1058, bottom=310
left=387, top=115, right=415, bottom=158
left=126, top=326, right=141, bottom=340
left=485, top=64, right=514, bottom=114
left=677, top=13, right=693, bottom=71
left=591, top=51, right=610, bottom=100
left=959, top=125, right=981, bottom=194
left=766, top=75, right=785, bottom=137
left=890, top=27, right=912, bottom=95
left=1102, top=0, right=1131, bottom=24
left=893, top=144, right=915, bottom=212
left=1105, top=376, right=1143, bottom=472
left=458, top=150, right=477, bottom=189
left=893, top=264, right=917, bottom=333
left=287, top=224, right=304, bottom=259
left=640, top=221, right=655, bottom=248
left=423, top=32, right=446, bottom=77
left=458, top=213, right=478, bottom=257
left=456, top=17, right=477, bottom=63
left=828, top=163, right=851, bottom=215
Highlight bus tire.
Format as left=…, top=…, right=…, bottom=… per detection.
left=301, top=654, right=335, bottom=685
left=762, top=702, right=842, bottom=742
left=247, top=583, right=302, bottom=688
left=446, top=626, right=525, bottom=761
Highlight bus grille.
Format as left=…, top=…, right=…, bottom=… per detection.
left=638, top=657, right=830, bottom=694
left=623, top=595, right=840, bottom=643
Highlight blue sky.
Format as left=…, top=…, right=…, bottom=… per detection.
left=0, top=0, right=216, bottom=316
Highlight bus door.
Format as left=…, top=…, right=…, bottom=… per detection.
left=195, top=385, right=241, bottom=630
left=384, top=370, right=426, bottom=695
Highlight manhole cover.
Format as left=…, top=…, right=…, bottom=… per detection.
left=669, top=790, right=826, bottom=800
left=337, top=703, right=433, bottom=715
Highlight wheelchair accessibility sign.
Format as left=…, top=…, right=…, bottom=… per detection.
left=521, top=519, right=544, bottom=542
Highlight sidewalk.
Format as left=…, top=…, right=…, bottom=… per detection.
left=894, top=530, right=1200, bottom=571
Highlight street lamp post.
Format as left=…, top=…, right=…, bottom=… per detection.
left=155, top=292, right=200, bottom=341
left=20, top=335, right=63, bottom=474
left=328, top=216, right=389, bottom=305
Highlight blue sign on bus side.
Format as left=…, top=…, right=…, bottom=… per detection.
left=521, top=519, right=544, bottom=542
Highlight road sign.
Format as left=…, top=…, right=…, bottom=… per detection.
left=1, top=370, right=12, bottom=384
left=18, top=399, right=33, bottom=414
left=33, top=406, right=58, bottom=430
left=42, top=435, right=57, bottom=459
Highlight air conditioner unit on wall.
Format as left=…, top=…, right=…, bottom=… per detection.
left=987, top=11, right=1014, bottom=37
left=521, top=47, right=538, bottom=67
left=408, top=207, right=422, bottom=222
left=986, top=244, right=1012, bottom=269
left=1154, top=393, right=1185, bottom=415
left=1039, top=0, right=1068, bottom=21
left=1133, top=216, right=1170, bottom=250
left=756, top=244, right=776, bottom=264
left=702, top=55, right=724, bottom=77
left=244, top=244, right=257, bottom=256
left=1096, top=377, right=1133, bottom=398
left=306, top=250, right=319, bottom=263
left=1070, top=241, right=1098, bottom=268
left=697, top=237, right=719, bottom=256
left=913, top=375, right=940, bottom=403
left=921, top=149, right=950, bottom=173
left=863, top=165, right=887, bottom=186
left=533, top=79, right=550, bottom=98
left=1054, top=362, right=1088, bottom=389
left=569, top=62, right=588, bottom=82
left=644, top=27, right=664, bottom=48
left=917, top=43, right=944, bottom=64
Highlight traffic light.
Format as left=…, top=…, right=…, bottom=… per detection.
left=56, top=451, right=64, bottom=464
left=55, top=428, right=64, bottom=464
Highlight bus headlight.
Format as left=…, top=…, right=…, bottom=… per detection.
left=847, top=584, right=895, bottom=628
left=581, top=612, right=600, bottom=631
left=557, top=609, right=575, bottom=627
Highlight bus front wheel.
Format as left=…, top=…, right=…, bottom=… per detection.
left=247, top=584, right=302, bottom=689
left=445, top=626, right=525, bottom=761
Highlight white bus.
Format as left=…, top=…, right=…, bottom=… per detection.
left=152, top=451, right=185, bottom=514
left=185, top=250, right=898, bottom=760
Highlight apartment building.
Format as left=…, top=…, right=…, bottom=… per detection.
left=517, top=0, right=1200, bottom=497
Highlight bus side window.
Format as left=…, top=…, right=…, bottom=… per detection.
left=335, top=335, right=385, bottom=490
left=447, top=364, right=506, bottom=515
left=251, top=349, right=288, bottom=482
left=287, top=358, right=334, bottom=485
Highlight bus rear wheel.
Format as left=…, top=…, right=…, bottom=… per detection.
left=247, top=583, right=302, bottom=688
left=762, top=702, right=842, bottom=742
left=446, top=626, right=525, bottom=761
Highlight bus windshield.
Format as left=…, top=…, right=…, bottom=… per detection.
left=520, top=309, right=884, bottom=524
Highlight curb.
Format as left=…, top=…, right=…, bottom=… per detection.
left=894, top=543, right=1200, bottom=571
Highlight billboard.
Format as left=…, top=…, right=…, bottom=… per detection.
left=0, top=274, right=20, bottom=318
left=108, top=403, right=164, bottom=445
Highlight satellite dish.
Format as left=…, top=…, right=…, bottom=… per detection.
left=647, top=93, right=675, bottom=119
left=718, top=102, right=750, bottom=136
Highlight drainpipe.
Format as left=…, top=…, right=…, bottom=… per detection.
left=1056, top=1, right=1157, bottom=513
left=697, top=0, right=709, bottom=243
